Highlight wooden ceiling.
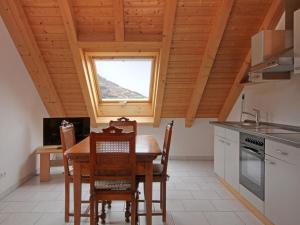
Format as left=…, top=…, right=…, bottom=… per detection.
left=0, top=0, right=284, bottom=127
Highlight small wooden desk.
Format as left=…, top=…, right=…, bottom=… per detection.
left=36, top=147, right=63, bottom=182
left=65, top=135, right=161, bottom=225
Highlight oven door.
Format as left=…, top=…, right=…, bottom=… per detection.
left=240, top=145, right=265, bottom=201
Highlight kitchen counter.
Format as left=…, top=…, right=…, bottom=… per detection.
left=210, top=121, right=300, bottom=148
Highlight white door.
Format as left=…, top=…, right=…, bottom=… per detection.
left=265, top=155, right=300, bottom=225
left=214, top=136, right=225, bottom=178
left=225, top=141, right=239, bottom=190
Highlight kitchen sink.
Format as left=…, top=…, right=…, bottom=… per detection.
left=224, top=121, right=270, bottom=129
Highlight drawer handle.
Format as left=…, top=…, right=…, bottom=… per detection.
left=276, top=150, right=288, bottom=156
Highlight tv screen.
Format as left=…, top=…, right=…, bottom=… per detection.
left=43, top=117, right=90, bottom=146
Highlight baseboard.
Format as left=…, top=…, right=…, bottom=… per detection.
left=218, top=177, right=274, bottom=225
left=169, top=156, right=213, bottom=161
left=0, top=172, right=36, bottom=201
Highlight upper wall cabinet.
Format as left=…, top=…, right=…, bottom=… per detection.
left=295, top=9, right=300, bottom=74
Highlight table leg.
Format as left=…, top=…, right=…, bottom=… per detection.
left=40, top=153, right=50, bottom=182
left=145, top=162, right=153, bottom=225
left=73, top=161, right=82, bottom=225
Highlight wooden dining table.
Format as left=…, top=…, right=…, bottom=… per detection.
left=65, top=134, right=161, bottom=225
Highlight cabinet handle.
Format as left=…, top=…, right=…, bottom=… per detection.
left=276, top=150, right=288, bottom=156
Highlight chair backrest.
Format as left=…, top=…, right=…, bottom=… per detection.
left=60, top=122, right=76, bottom=176
left=109, top=117, right=137, bottom=134
left=161, top=121, right=174, bottom=175
left=90, top=126, right=136, bottom=192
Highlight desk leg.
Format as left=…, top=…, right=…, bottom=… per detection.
left=40, top=153, right=50, bottom=182
left=145, top=162, right=153, bottom=225
left=73, top=161, right=81, bottom=225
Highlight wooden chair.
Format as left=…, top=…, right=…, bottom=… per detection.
left=136, top=120, right=174, bottom=222
left=59, top=122, right=90, bottom=222
left=108, top=117, right=137, bottom=221
left=109, top=117, right=137, bottom=134
left=89, top=126, right=137, bottom=225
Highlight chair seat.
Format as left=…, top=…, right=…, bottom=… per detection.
left=95, top=180, right=131, bottom=191
left=136, top=163, right=168, bottom=183
left=153, top=163, right=164, bottom=175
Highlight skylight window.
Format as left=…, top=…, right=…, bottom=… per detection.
left=94, top=58, right=154, bottom=101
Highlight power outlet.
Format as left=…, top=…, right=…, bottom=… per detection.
left=0, top=171, right=6, bottom=180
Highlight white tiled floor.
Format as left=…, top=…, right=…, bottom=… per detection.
left=0, top=161, right=263, bottom=225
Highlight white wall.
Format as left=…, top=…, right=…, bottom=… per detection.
left=227, top=12, right=300, bottom=126
left=0, top=17, right=48, bottom=197
left=227, top=75, right=300, bottom=126
left=94, top=118, right=216, bottom=159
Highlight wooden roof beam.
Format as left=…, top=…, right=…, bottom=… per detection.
left=113, top=0, right=125, bottom=41
left=0, top=0, right=65, bottom=116
left=185, top=0, right=235, bottom=127
left=218, top=0, right=284, bottom=122
left=77, top=41, right=162, bottom=51
left=58, top=0, right=97, bottom=126
left=153, top=0, right=177, bottom=127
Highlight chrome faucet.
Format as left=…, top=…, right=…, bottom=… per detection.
left=240, top=94, right=261, bottom=126
left=242, top=109, right=261, bottom=126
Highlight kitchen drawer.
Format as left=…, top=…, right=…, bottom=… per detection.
left=226, top=129, right=239, bottom=143
left=215, top=126, right=226, bottom=138
left=266, top=140, right=300, bottom=166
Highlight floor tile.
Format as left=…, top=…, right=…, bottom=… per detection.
left=167, top=190, right=194, bottom=200
left=191, top=190, right=221, bottom=200
left=1, top=202, right=38, bottom=213
left=210, top=200, right=247, bottom=212
left=166, top=200, right=185, bottom=211
left=236, top=211, right=264, bottom=225
left=35, top=213, right=69, bottom=225
left=181, top=200, right=215, bottom=211
left=0, top=160, right=264, bottom=225
left=172, top=212, right=209, bottom=225
left=0, top=213, right=42, bottom=225
left=204, top=212, right=244, bottom=225
left=32, top=201, right=64, bottom=213
left=0, top=213, right=10, bottom=224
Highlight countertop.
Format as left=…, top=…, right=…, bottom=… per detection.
left=210, top=121, right=300, bottom=148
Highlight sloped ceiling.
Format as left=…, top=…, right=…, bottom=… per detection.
left=0, top=0, right=284, bottom=126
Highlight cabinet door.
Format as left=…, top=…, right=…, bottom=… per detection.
left=225, top=141, right=240, bottom=191
left=214, top=136, right=225, bottom=178
left=265, top=155, right=300, bottom=225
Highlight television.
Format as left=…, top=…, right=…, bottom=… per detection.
left=43, top=117, right=90, bottom=146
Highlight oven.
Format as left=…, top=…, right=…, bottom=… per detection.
left=240, top=133, right=265, bottom=201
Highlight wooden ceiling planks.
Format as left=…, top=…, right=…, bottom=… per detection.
left=19, top=0, right=87, bottom=116
left=0, top=0, right=65, bottom=116
left=184, top=0, right=235, bottom=127
left=161, top=0, right=222, bottom=118
left=124, top=0, right=165, bottom=41
left=196, top=0, right=275, bottom=119
left=0, top=0, right=282, bottom=125
left=218, top=0, right=284, bottom=121
left=153, top=0, right=177, bottom=127
left=58, top=0, right=98, bottom=126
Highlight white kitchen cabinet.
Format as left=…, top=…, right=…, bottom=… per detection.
left=214, top=135, right=225, bottom=178
left=265, top=141, right=300, bottom=225
left=214, top=126, right=239, bottom=189
left=294, top=9, right=300, bottom=74
left=224, top=140, right=239, bottom=190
